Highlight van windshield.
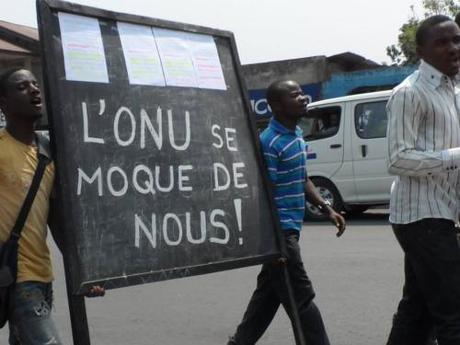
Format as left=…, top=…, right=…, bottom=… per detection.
left=299, top=106, right=341, bottom=141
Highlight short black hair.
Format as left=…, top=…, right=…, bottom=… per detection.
left=266, top=80, right=293, bottom=108
left=416, top=15, right=452, bottom=46
left=0, top=67, right=25, bottom=98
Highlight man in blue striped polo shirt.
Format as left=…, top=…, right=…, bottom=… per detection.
left=228, top=80, right=346, bottom=345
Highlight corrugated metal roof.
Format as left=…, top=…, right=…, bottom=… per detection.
left=327, top=52, right=380, bottom=70
left=0, top=20, right=38, bottom=41
left=0, top=37, right=31, bottom=54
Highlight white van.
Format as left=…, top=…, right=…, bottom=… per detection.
left=299, top=90, right=393, bottom=219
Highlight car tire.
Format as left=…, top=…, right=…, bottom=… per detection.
left=304, top=178, right=343, bottom=221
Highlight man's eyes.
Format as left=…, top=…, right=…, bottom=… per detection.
left=15, top=81, right=37, bottom=90
left=435, top=36, right=460, bottom=45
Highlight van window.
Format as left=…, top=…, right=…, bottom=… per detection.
left=301, top=106, right=341, bottom=141
left=354, top=101, right=387, bottom=139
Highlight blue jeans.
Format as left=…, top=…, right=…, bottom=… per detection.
left=8, top=281, right=62, bottom=345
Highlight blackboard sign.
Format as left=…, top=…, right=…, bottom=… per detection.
left=37, top=0, right=282, bottom=294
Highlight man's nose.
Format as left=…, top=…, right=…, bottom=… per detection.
left=30, top=83, right=40, bottom=94
left=448, top=40, right=460, bottom=53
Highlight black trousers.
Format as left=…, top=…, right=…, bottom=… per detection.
left=387, top=219, right=460, bottom=345
left=232, top=231, right=330, bottom=345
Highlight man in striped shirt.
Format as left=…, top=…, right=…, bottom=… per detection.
left=228, top=80, right=345, bottom=345
left=386, top=15, right=460, bottom=345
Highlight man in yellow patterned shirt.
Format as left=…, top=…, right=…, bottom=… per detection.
left=0, top=68, right=104, bottom=345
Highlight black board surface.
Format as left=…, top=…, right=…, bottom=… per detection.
left=37, top=0, right=281, bottom=294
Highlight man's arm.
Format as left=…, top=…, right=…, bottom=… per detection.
left=261, top=140, right=279, bottom=184
left=305, top=178, right=345, bottom=237
left=48, top=196, right=65, bottom=253
left=387, top=87, right=460, bottom=176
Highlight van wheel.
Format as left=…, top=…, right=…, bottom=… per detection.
left=305, top=178, right=343, bottom=221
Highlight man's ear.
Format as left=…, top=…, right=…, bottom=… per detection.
left=270, top=101, right=281, bottom=114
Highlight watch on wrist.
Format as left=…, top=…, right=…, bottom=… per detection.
left=317, top=200, right=332, bottom=214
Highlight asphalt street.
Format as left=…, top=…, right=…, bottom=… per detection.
left=0, top=209, right=404, bottom=345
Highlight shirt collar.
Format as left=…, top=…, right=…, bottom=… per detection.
left=269, top=118, right=303, bottom=137
left=455, top=73, right=460, bottom=84
left=419, top=60, right=455, bottom=90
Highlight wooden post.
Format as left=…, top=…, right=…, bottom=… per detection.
left=64, top=264, right=91, bottom=345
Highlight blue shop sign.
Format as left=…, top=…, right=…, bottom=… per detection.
left=249, top=83, right=321, bottom=118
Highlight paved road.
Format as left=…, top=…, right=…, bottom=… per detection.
left=1, top=209, right=404, bottom=345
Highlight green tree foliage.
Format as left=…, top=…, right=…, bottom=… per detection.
left=387, top=0, right=460, bottom=65
left=423, top=0, right=460, bottom=16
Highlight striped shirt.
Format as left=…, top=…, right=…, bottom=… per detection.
left=260, top=118, right=307, bottom=231
left=386, top=60, right=460, bottom=224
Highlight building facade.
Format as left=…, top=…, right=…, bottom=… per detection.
left=242, top=53, right=416, bottom=120
left=0, top=20, right=43, bottom=127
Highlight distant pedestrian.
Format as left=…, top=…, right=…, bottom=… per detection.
left=386, top=15, right=460, bottom=345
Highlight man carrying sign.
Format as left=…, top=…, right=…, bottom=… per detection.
left=228, top=80, right=346, bottom=345
left=0, top=68, right=104, bottom=345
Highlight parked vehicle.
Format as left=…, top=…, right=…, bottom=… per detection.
left=300, top=90, right=393, bottom=220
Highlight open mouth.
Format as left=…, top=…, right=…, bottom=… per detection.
left=31, top=97, right=42, bottom=107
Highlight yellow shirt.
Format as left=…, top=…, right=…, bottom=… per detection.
left=0, top=129, right=54, bottom=283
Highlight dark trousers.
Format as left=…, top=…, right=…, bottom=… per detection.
left=387, top=219, right=460, bottom=345
left=233, top=231, right=330, bottom=345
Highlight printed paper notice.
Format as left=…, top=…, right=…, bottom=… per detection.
left=153, top=28, right=197, bottom=88
left=188, top=33, right=226, bottom=90
left=58, top=12, right=109, bottom=83
left=118, top=22, right=165, bottom=86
